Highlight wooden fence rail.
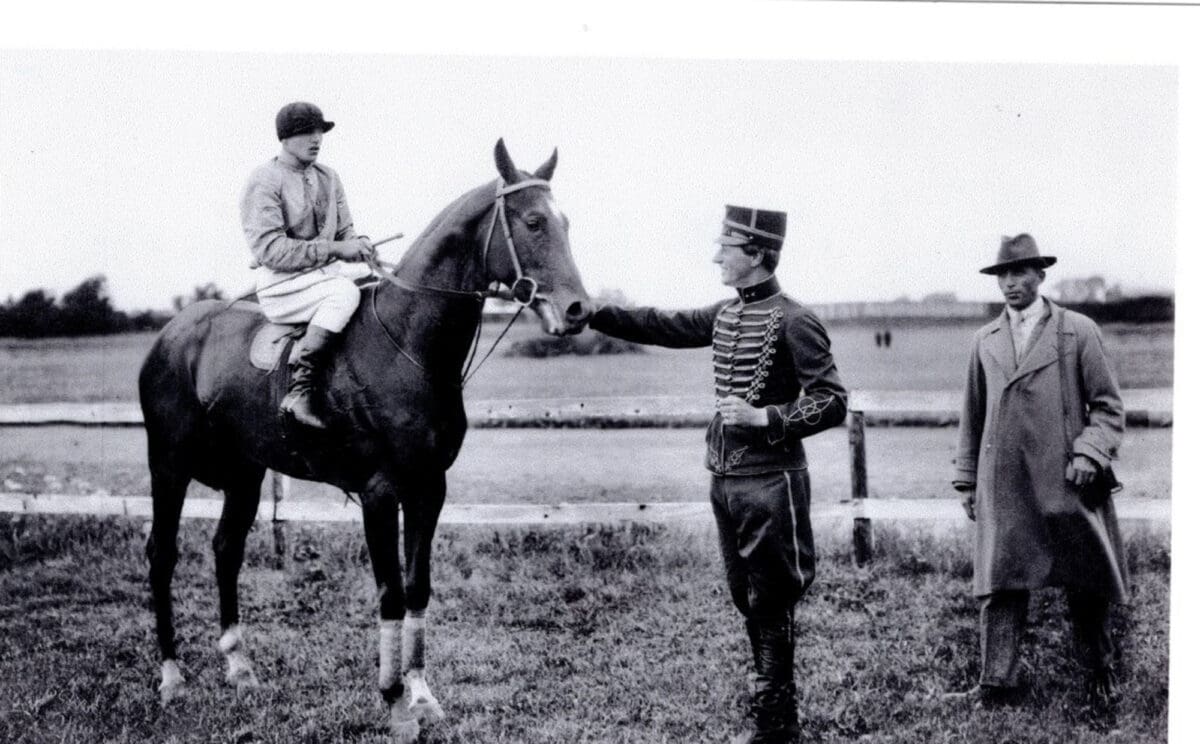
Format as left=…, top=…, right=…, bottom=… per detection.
left=0, top=393, right=1174, bottom=562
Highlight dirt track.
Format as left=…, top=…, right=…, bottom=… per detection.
left=0, top=425, right=1173, bottom=506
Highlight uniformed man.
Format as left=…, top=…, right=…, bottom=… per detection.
left=240, top=101, right=375, bottom=429
left=590, top=206, right=847, bottom=744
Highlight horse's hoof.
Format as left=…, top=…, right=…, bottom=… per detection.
left=388, top=713, right=421, bottom=744
left=226, top=665, right=261, bottom=691
left=159, top=680, right=186, bottom=705
left=158, top=660, right=186, bottom=705
left=405, top=670, right=446, bottom=724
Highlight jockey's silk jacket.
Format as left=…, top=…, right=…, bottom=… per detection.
left=590, top=276, right=847, bottom=475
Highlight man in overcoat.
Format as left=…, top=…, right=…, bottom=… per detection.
left=951, top=233, right=1128, bottom=708
left=590, top=206, right=847, bottom=744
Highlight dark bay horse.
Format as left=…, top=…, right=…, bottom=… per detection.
left=138, top=140, right=592, bottom=742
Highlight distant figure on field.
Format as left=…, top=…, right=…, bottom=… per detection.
left=949, top=234, right=1128, bottom=712
left=590, top=206, right=847, bottom=743
left=883, top=329, right=892, bottom=348
left=240, top=101, right=376, bottom=429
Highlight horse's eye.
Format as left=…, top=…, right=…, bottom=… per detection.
left=524, top=216, right=543, bottom=231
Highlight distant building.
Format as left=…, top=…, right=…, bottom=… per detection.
left=810, top=300, right=991, bottom=321
left=921, top=291, right=958, bottom=303
left=1053, top=275, right=1115, bottom=304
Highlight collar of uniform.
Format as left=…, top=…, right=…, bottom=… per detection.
left=1004, top=294, right=1046, bottom=325
left=275, top=153, right=316, bottom=174
left=736, top=275, right=781, bottom=304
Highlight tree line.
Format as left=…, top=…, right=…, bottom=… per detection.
left=0, top=275, right=224, bottom=338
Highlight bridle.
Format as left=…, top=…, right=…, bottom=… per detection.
left=365, top=177, right=551, bottom=307
left=366, top=177, right=555, bottom=383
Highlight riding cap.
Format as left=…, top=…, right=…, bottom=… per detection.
left=715, top=205, right=787, bottom=251
left=276, top=102, right=335, bottom=141
left=979, top=233, right=1057, bottom=275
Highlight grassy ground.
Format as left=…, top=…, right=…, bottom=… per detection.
left=0, top=320, right=1174, bottom=404
left=0, top=426, right=1174, bottom=504
left=0, top=516, right=1170, bottom=743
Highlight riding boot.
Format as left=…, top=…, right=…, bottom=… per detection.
left=280, top=325, right=339, bottom=430
left=733, top=612, right=800, bottom=744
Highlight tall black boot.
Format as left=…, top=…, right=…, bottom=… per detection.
left=280, top=325, right=339, bottom=430
left=733, top=612, right=799, bottom=744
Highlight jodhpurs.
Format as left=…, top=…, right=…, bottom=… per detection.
left=710, top=469, right=816, bottom=620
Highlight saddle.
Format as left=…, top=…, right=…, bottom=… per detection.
left=250, top=323, right=305, bottom=371
left=224, top=300, right=305, bottom=372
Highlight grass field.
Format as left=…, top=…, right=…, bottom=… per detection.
left=0, top=516, right=1171, bottom=744
left=0, top=320, right=1175, bottom=404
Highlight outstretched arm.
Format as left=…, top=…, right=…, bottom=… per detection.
left=590, top=301, right=725, bottom=349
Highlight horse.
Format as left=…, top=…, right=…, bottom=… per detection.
left=138, top=139, right=593, bottom=743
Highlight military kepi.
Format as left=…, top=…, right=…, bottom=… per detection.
left=276, top=102, right=336, bottom=141
left=979, top=233, right=1057, bottom=275
left=716, top=205, right=787, bottom=251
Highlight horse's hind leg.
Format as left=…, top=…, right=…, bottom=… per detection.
left=213, top=465, right=266, bottom=691
left=146, top=467, right=189, bottom=704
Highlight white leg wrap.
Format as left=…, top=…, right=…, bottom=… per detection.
left=159, top=659, right=186, bottom=705
left=401, top=611, right=426, bottom=672
left=379, top=619, right=404, bottom=694
left=219, top=624, right=260, bottom=689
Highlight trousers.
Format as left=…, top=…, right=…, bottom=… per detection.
left=710, top=469, right=816, bottom=619
left=979, top=589, right=1116, bottom=688
left=255, top=264, right=365, bottom=333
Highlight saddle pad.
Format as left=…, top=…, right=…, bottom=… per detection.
left=250, top=323, right=305, bottom=371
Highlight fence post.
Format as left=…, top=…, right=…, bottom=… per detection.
left=271, top=471, right=287, bottom=569
left=848, top=410, right=873, bottom=565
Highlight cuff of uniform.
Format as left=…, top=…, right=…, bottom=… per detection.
left=765, top=405, right=787, bottom=445
left=313, top=240, right=331, bottom=264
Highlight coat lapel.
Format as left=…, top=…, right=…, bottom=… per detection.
left=980, top=313, right=1016, bottom=381
left=1006, top=300, right=1058, bottom=387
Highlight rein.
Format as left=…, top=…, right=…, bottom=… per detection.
left=369, top=177, right=551, bottom=385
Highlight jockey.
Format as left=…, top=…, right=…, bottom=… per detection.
left=239, top=102, right=375, bottom=429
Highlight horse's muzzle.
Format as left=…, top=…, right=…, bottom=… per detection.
left=536, top=296, right=593, bottom=336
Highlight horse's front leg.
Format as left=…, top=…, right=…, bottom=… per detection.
left=398, top=468, right=447, bottom=726
left=361, top=471, right=420, bottom=744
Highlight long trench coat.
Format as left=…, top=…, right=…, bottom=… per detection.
left=954, top=300, right=1129, bottom=602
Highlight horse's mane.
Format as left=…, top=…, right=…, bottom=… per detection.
left=400, top=180, right=499, bottom=268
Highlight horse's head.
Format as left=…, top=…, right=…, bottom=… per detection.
left=485, top=139, right=593, bottom=336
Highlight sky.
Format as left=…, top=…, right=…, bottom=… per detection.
left=0, top=17, right=1181, bottom=312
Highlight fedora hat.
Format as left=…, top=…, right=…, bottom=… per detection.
left=979, top=233, right=1057, bottom=275
left=715, top=205, right=787, bottom=251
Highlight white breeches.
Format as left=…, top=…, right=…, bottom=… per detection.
left=255, top=263, right=368, bottom=333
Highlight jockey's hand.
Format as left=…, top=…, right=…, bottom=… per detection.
left=717, top=396, right=768, bottom=427
left=330, top=238, right=375, bottom=263
left=1066, top=454, right=1099, bottom=487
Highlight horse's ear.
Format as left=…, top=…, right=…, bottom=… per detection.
left=533, top=148, right=558, bottom=182
left=494, top=138, right=520, bottom=185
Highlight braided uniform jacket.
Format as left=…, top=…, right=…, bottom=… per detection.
left=590, top=276, right=847, bottom=475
